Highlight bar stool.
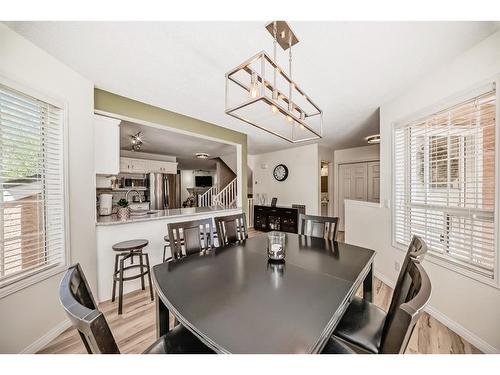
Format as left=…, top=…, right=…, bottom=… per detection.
left=112, top=239, right=153, bottom=315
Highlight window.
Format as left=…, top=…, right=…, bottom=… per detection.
left=394, top=87, right=496, bottom=279
left=0, top=82, right=67, bottom=294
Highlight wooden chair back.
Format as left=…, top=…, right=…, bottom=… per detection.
left=292, top=204, right=306, bottom=215
left=379, top=259, right=432, bottom=353
left=59, top=263, right=119, bottom=354
left=167, top=218, right=214, bottom=259
left=214, top=213, right=248, bottom=246
left=298, top=214, right=339, bottom=241
left=407, top=235, right=427, bottom=263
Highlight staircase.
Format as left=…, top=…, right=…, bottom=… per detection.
left=198, top=185, right=219, bottom=207
left=198, top=178, right=237, bottom=208
left=213, top=178, right=237, bottom=207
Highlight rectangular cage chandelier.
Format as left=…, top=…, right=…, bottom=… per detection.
left=225, top=21, right=323, bottom=143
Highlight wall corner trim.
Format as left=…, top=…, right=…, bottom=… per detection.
left=20, top=319, right=71, bottom=354
left=374, top=269, right=499, bottom=354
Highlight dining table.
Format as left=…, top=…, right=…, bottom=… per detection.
left=151, top=232, right=375, bottom=354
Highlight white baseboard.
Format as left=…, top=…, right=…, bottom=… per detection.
left=374, top=270, right=396, bottom=289
left=21, top=319, right=71, bottom=354
left=374, top=268, right=499, bottom=354
left=424, top=305, right=498, bottom=354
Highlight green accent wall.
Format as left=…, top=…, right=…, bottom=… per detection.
left=94, top=88, right=247, bottom=212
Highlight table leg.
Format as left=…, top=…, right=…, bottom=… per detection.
left=155, top=292, right=170, bottom=339
left=363, top=263, right=373, bottom=302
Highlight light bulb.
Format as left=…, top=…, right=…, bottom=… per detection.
left=271, top=105, right=278, bottom=114
left=286, top=115, right=293, bottom=123
left=250, top=85, right=259, bottom=98
left=300, top=124, right=305, bottom=130
left=249, top=72, right=259, bottom=99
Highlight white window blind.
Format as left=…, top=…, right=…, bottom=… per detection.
left=394, top=88, right=496, bottom=278
left=0, top=83, right=66, bottom=290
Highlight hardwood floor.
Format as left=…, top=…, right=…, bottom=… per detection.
left=38, top=229, right=481, bottom=354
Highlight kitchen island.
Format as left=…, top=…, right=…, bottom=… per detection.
left=96, top=206, right=242, bottom=302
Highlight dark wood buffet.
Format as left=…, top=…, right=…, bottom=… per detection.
left=253, top=205, right=299, bottom=233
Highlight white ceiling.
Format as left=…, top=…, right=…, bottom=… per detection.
left=6, top=21, right=500, bottom=153
left=120, top=120, right=235, bottom=170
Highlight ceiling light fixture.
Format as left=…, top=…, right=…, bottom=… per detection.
left=225, top=21, right=323, bottom=143
left=195, top=152, right=210, bottom=159
left=365, top=134, right=381, bottom=144
left=130, top=131, right=143, bottom=151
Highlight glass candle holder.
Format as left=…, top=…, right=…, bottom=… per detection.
left=267, top=231, right=286, bottom=261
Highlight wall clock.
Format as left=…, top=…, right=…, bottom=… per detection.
left=273, top=164, right=289, bottom=182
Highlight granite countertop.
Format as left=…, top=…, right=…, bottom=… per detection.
left=253, top=204, right=297, bottom=209
left=96, top=206, right=241, bottom=226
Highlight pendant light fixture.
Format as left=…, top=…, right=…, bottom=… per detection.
left=225, top=21, right=323, bottom=143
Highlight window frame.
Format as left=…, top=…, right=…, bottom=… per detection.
left=391, top=79, right=500, bottom=288
left=0, top=76, right=70, bottom=299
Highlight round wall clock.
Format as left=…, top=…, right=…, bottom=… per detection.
left=273, top=164, right=289, bottom=182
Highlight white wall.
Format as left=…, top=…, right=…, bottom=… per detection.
left=220, top=152, right=237, bottom=174
left=0, top=24, right=96, bottom=353
left=250, top=144, right=319, bottom=215
left=333, top=144, right=380, bottom=217
left=345, top=30, right=500, bottom=353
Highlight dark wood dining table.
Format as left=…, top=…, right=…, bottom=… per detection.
left=152, top=232, right=375, bottom=354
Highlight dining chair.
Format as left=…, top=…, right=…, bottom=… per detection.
left=298, top=214, right=339, bottom=241
left=167, top=218, right=214, bottom=260
left=292, top=204, right=306, bottom=215
left=59, top=263, right=213, bottom=354
left=322, top=252, right=431, bottom=354
left=214, top=213, right=248, bottom=246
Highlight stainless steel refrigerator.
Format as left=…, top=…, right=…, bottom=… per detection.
left=148, top=173, right=181, bottom=210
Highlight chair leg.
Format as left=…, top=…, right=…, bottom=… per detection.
left=144, top=253, right=154, bottom=301
left=118, top=257, right=125, bottom=315
left=163, top=245, right=167, bottom=262
left=138, top=250, right=145, bottom=290
left=111, top=254, right=119, bottom=302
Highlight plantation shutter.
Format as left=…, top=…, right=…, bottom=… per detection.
left=0, top=83, right=66, bottom=289
left=394, top=88, right=496, bottom=278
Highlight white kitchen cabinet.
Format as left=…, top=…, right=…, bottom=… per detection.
left=120, top=157, right=132, bottom=173
left=119, top=157, right=177, bottom=174
left=130, top=158, right=148, bottom=173
left=94, top=115, right=121, bottom=175
left=148, top=160, right=177, bottom=174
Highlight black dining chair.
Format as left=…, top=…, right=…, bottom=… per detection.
left=59, top=263, right=213, bottom=354
left=322, top=242, right=431, bottom=354
left=292, top=204, right=306, bottom=215
left=167, top=218, right=214, bottom=260
left=298, top=214, right=339, bottom=241
left=214, top=213, right=248, bottom=246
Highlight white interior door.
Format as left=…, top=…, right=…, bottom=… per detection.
left=338, top=163, right=368, bottom=231
left=367, top=161, right=380, bottom=202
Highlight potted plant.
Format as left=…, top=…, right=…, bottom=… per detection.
left=117, top=198, right=130, bottom=220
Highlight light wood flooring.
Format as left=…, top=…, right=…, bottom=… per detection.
left=38, top=229, right=481, bottom=354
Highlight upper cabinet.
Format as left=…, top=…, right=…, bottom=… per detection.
left=95, top=114, right=121, bottom=175
left=119, top=157, right=177, bottom=174
left=148, top=160, right=177, bottom=174
left=94, top=114, right=178, bottom=175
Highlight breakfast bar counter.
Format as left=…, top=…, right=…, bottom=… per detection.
left=95, top=206, right=242, bottom=302
left=96, top=206, right=240, bottom=226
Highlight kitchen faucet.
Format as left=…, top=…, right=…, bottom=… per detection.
left=125, top=189, right=143, bottom=203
